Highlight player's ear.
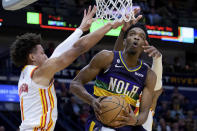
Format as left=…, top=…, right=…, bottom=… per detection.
left=28, top=53, right=35, bottom=62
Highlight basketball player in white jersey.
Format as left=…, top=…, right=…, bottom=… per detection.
left=10, top=6, right=124, bottom=131
left=114, top=10, right=163, bottom=131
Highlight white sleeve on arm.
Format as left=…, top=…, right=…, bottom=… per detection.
left=50, top=28, right=83, bottom=58
left=151, top=55, right=163, bottom=91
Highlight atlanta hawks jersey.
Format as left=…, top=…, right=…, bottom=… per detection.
left=18, top=65, right=57, bottom=131
left=93, top=51, right=149, bottom=108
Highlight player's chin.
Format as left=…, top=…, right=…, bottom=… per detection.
left=127, top=49, right=137, bottom=55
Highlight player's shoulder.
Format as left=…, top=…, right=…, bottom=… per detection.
left=98, top=50, right=114, bottom=56
left=94, top=50, right=114, bottom=60
left=90, top=50, right=114, bottom=67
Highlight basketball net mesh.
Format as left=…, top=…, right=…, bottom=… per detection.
left=96, top=0, right=134, bottom=23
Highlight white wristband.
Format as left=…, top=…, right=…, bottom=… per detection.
left=152, top=55, right=163, bottom=91
left=50, top=28, right=83, bottom=58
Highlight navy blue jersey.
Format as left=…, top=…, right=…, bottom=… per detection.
left=86, top=51, right=149, bottom=131
left=93, top=51, right=149, bottom=108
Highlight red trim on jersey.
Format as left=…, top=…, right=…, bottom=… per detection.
left=30, top=66, right=38, bottom=78
left=43, top=89, right=48, bottom=112
left=21, top=97, right=25, bottom=121
left=47, top=85, right=54, bottom=129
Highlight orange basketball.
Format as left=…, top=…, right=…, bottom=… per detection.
left=96, top=96, right=131, bottom=127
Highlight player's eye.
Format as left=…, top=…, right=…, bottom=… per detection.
left=129, top=32, right=135, bottom=36
left=140, top=34, right=145, bottom=40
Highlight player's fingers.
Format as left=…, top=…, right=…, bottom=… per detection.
left=92, top=18, right=97, bottom=22
left=94, top=107, right=102, bottom=115
left=87, top=19, right=94, bottom=25
left=126, top=104, right=132, bottom=113
left=148, top=50, right=158, bottom=57
left=133, top=8, right=138, bottom=15
left=145, top=40, right=150, bottom=46
left=87, top=5, right=91, bottom=15
left=144, top=47, right=155, bottom=53
left=154, top=52, right=161, bottom=58
left=95, top=112, right=101, bottom=121
left=129, top=110, right=136, bottom=118
left=84, top=9, right=87, bottom=17
left=90, top=5, right=97, bottom=17
left=95, top=102, right=102, bottom=114
left=125, top=14, right=130, bottom=19
left=95, top=102, right=101, bottom=109
left=135, top=15, right=143, bottom=22
left=153, top=51, right=161, bottom=58
left=133, top=8, right=140, bottom=16
left=142, top=45, right=151, bottom=49
left=114, top=123, right=125, bottom=128
left=116, top=115, right=129, bottom=122
left=111, top=121, right=125, bottom=128
left=122, top=108, right=130, bottom=116
left=98, top=96, right=106, bottom=102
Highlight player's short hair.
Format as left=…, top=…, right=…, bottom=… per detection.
left=124, top=23, right=149, bottom=42
left=10, top=33, right=43, bottom=67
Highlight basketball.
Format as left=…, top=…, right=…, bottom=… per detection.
left=96, top=96, right=131, bottom=127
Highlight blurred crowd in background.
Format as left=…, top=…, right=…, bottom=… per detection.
left=26, top=0, right=197, bottom=27
left=44, top=43, right=197, bottom=75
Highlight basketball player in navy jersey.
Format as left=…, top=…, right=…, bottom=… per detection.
left=70, top=21, right=157, bottom=130
left=114, top=15, right=163, bottom=131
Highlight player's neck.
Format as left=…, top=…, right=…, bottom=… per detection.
left=122, top=51, right=140, bottom=68
left=28, top=61, right=39, bottom=66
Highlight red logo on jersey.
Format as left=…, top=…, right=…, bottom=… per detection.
left=19, top=83, right=28, bottom=96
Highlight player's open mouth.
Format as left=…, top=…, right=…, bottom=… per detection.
left=132, top=42, right=138, bottom=48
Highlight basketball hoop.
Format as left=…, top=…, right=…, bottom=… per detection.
left=95, top=0, right=135, bottom=23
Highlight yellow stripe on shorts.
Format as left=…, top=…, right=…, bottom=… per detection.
left=89, top=121, right=95, bottom=131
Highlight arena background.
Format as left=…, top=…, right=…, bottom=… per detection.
left=0, top=0, right=197, bottom=130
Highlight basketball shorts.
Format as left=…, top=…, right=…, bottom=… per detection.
left=19, top=121, right=56, bottom=131
left=85, top=113, right=147, bottom=131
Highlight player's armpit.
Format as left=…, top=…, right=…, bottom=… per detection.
left=136, top=69, right=156, bottom=125
left=70, top=50, right=114, bottom=105
left=75, top=50, right=114, bottom=84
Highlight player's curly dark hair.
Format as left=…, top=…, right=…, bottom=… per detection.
left=10, top=33, right=43, bottom=67
left=124, top=23, right=149, bottom=42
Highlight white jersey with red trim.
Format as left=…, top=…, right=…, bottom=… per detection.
left=18, top=65, right=57, bottom=131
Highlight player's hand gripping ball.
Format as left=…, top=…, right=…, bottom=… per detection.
left=95, top=96, right=132, bottom=128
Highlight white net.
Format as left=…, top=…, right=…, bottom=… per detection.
left=96, top=0, right=134, bottom=23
